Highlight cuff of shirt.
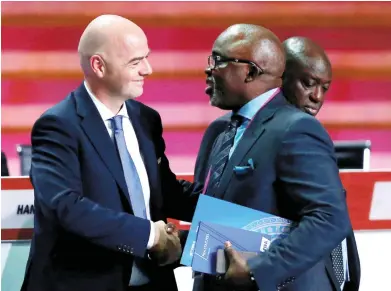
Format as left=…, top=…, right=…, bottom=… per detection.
left=146, top=220, right=155, bottom=249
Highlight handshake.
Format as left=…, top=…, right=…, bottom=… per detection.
left=148, top=220, right=182, bottom=266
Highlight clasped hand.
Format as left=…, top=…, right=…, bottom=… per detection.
left=149, top=220, right=182, bottom=266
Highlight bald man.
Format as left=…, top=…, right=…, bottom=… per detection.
left=181, top=24, right=351, bottom=291
left=21, top=15, right=188, bottom=291
left=281, top=37, right=360, bottom=291
left=282, top=36, right=332, bottom=116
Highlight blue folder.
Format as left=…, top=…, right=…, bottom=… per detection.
left=181, top=195, right=296, bottom=266
left=192, top=221, right=273, bottom=274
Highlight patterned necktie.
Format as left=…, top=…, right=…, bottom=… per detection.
left=331, top=243, right=345, bottom=287
left=111, top=115, right=149, bottom=286
left=207, top=114, right=243, bottom=193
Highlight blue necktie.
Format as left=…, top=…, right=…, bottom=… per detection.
left=111, top=115, right=149, bottom=286
left=111, top=115, right=147, bottom=219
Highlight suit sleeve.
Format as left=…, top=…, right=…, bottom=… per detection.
left=30, top=115, right=151, bottom=258
left=247, top=116, right=351, bottom=291
left=150, top=110, right=201, bottom=222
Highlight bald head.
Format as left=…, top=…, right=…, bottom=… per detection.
left=206, top=24, right=285, bottom=110
left=215, top=24, right=285, bottom=78
left=283, top=36, right=331, bottom=77
left=282, top=37, right=332, bottom=116
left=77, top=15, right=152, bottom=110
left=78, top=15, right=147, bottom=76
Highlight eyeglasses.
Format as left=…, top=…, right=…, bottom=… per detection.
left=208, top=55, right=264, bottom=74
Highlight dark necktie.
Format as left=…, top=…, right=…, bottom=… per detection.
left=111, top=115, right=149, bottom=286
left=207, top=114, right=243, bottom=193
left=331, top=243, right=345, bottom=287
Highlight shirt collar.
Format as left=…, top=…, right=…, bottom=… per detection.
left=84, top=81, right=129, bottom=122
left=236, top=87, right=279, bottom=121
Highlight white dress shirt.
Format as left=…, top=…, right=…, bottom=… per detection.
left=84, top=82, right=155, bottom=249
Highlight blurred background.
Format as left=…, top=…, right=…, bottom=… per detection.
left=2, top=1, right=391, bottom=176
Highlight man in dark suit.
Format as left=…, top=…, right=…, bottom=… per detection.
left=21, top=15, right=186, bottom=291
left=182, top=24, right=352, bottom=291
left=281, top=36, right=360, bottom=291
left=1, top=151, right=10, bottom=176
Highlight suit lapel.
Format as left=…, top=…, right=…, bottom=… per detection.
left=213, top=93, right=286, bottom=199
left=75, top=85, right=132, bottom=207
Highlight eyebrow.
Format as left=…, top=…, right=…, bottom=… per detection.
left=211, top=50, right=223, bottom=57
left=127, top=50, right=151, bottom=64
left=313, top=76, right=331, bottom=84
left=303, top=71, right=331, bottom=84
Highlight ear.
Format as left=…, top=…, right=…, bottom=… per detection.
left=245, top=65, right=259, bottom=83
left=90, top=55, right=106, bottom=78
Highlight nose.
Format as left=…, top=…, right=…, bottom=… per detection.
left=140, top=58, right=153, bottom=76
left=205, top=66, right=212, bottom=76
left=310, top=86, right=323, bottom=103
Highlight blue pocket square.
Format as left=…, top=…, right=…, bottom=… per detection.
left=233, top=158, right=255, bottom=175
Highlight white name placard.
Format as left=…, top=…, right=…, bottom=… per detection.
left=1, top=189, right=35, bottom=229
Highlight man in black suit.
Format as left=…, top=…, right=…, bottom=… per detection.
left=281, top=36, right=360, bottom=291
left=181, top=24, right=352, bottom=291
left=21, top=15, right=187, bottom=291
left=1, top=151, right=10, bottom=176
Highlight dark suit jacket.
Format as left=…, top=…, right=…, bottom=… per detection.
left=182, top=92, right=359, bottom=291
left=1, top=151, right=10, bottom=176
left=342, top=226, right=361, bottom=291
left=21, top=84, right=185, bottom=291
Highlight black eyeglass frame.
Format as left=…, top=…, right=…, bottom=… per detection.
left=208, top=55, right=264, bottom=74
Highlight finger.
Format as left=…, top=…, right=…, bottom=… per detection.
left=166, top=222, right=178, bottom=234
left=225, top=241, right=243, bottom=264
left=224, top=241, right=234, bottom=259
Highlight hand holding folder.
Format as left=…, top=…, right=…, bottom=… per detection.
left=181, top=195, right=296, bottom=268
left=216, top=248, right=258, bottom=274
left=191, top=221, right=272, bottom=275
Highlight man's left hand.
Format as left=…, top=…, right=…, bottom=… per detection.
left=224, top=241, right=254, bottom=289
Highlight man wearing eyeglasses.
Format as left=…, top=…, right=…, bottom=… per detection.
left=281, top=36, right=360, bottom=291
left=182, top=24, right=352, bottom=291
